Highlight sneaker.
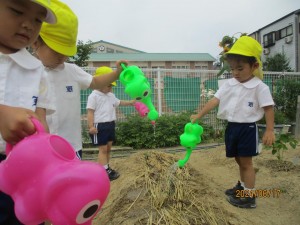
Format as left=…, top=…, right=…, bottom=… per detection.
left=106, top=167, right=120, bottom=181
left=227, top=195, right=256, bottom=208
left=225, top=181, right=244, bottom=196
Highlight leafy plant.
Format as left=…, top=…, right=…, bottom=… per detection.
left=217, top=32, right=247, bottom=76
left=263, top=52, right=292, bottom=72
left=273, top=79, right=300, bottom=122
left=265, top=134, right=298, bottom=160
left=69, top=40, right=93, bottom=67
left=115, top=112, right=216, bottom=149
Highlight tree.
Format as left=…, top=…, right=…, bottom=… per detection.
left=69, top=40, right=93, bottom=67
left=263, top=52, right=292, bottom=72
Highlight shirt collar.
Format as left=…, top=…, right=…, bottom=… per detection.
left=228, top=77, right=261, bottom=88
left=45, top=63, right=65, bottom=72
left=93, top=90, right=105, bottom=95
left=93, top=90, right=112, bottom=96
left=8, top=48, right=42, bottom=70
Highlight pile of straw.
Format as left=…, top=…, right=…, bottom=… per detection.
left=97, top=151, right=228, bottom=225
left=139, top=152, right=227, bottom=225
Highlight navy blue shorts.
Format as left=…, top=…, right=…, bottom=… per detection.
left=225, top=122, right=259, bottom=157
left=0, top=154, right=44, bottom=225
left=76, top=150, right=82, bottom=160
left=90, top=121, right=115, bottom=146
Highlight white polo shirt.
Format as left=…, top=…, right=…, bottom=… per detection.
left=214, top=77, right=274, bottom=123
left=86, top=90, right=121, bottom=123
left=0, top=48, right=55, bottom=153
left=46, top=63, right=93, bottom=152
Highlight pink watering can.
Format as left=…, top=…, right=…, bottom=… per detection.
left=134, top=102, right=149, bottom=117
left=0, top=118, right=110, bottom=225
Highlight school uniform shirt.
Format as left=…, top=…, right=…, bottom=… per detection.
left=0, top=49, right=55, bottom=153
left=214, top=77, right=274, bottom=123
left=46, top=63, right=93, bottom=152
left=86, top=90, right=121, bottom=123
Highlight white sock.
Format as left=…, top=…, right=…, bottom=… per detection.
left=244, top=187, right=255, bottom=198
left=104, top=164, right=109, bottom=170
left=240, top=181, right=245, bottom=188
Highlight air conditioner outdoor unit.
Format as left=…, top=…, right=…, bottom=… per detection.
left=263, top=48, right=270, bottom=55
left=285, top=36, right=293, bottom=44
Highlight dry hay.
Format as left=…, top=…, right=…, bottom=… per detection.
left=257, top=159, right=300, bottom=172
left=96, top=151, right=228, bottom=225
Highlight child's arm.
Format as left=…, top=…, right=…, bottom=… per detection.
left=190, top=97, right=220, bottom=123
left=262, top=105, right=275, bottom=146
left=89, top=60, right=128, bottom=90
left=0, top=105, right=37, bottom=144
left=87, top=109, right=97, bottom=134
left=35, top=107, right=49, bottom=133
left=119, top=100, right=136, bottom=106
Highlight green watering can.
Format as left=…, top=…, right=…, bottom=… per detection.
left=178, top=122, right=204, bottom=168
left=119, top=64, right=159, bottom=123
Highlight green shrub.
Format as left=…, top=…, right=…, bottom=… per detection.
left=115, top=112, right=216, bottom=149
left=274, top=79, right=300, bottom=122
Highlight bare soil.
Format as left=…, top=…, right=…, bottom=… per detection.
left=89, top=144, right=300, bottom=225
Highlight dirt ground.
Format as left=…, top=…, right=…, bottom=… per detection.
left=90, top=144, right=300, bottom=225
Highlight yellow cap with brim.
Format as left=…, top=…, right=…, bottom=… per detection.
left=39, top=0, right=78, bottom=56
left=226, top=36, right=263, bottom=79
left=31, top=0, right=56, bottom=24
left=94, top=67, right=117, bottom=86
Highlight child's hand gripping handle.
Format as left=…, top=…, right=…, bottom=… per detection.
left=5, top=118, right=45, bottom=155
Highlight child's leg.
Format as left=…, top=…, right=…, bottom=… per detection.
left=236, top=156, right=255, bottom=189
left=98, top=145, right=108, bottom=166
left=106, top=141, right=113, bottom=163
left=235, top=157, right=245, bottom=186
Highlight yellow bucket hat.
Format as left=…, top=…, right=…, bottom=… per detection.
left=226, top=36, right=263, bottom=79
left=39, top=0, right=78, bottom=56
left=94, top=67, right=117, bottom=86
left=31, top=0, right=56, bottom=24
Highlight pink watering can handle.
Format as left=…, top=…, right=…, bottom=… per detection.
left=5, top=117, right=45, bottom=155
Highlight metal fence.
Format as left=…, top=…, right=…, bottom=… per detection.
left=80, top=68, right=300, bottom=133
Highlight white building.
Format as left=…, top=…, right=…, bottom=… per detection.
left=87, top=40, right=215, bottom=70
left=250, top=9, right=300, bottom=72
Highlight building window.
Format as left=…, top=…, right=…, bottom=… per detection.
left=106, top=47, right=114, bottom=53
left=263, top=32, right=276, bottom=48
left=172, top=66, right=188, bottom=69
left=279, top=25, right=293, bottom=39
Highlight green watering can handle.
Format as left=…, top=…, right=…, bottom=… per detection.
left=121, top=63, right=127, bottom=70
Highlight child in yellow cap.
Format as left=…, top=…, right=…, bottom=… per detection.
left=31, top=0, right=128, bottom=159
left=190, top=36, right=275, bottom=209
left=86, top=66, right=135, bottom=181
left=0, top=1, right=57, bottom=224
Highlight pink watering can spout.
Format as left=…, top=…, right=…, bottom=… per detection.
left=134, top=102, right=149, bottom=117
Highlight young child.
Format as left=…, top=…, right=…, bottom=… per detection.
left=31, top=0, right=128, bottom=159
left=191, top=36, right=276, bottom=208
left=0, top=0, right=56, bottom=224
left=87, top=66, right=135, bottom=181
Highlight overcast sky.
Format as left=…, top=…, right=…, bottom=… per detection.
left=60, top=0, right=299, bottom=59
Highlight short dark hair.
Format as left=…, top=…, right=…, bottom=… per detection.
left=225, top=54, right=257, bottom=66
